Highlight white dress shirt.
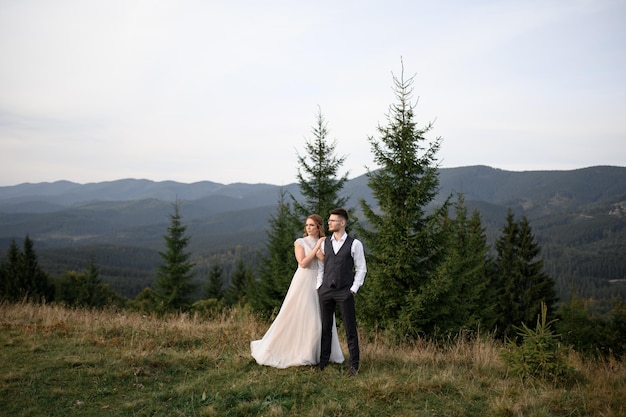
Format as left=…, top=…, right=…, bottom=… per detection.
left=316, top=232, right=367, bottom=293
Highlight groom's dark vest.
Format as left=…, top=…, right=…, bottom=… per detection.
left=323, top=235, right=355, bottom=290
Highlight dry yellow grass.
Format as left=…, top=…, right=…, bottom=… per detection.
left=1, top=302, right=625, bottom=416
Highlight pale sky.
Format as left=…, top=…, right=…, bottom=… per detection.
left=1, top=0, right=624, bottom=186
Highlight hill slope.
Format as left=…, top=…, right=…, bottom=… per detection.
left=1, top=165, right=625, bottom=300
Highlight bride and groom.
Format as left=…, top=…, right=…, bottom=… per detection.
left=250, top=208, right=367, bottom=376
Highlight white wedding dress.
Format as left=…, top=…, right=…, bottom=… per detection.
left=251, top=236, right=344, bottom=368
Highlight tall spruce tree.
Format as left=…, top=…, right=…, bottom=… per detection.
left=516, top=215, right=558, bottom=321
left=250, top=190, right=299, bottom=317
left=358, top=63, right=448, bottom=338
left=292, top=107, right=351, bottom=222
left=154, top=200, right=196, bottom=312
left=465, top=209, right=499, bottom=330
left=418, top=194, right=494, bottom=334
left=494, top=210, right=520, bottom=337
left=494, top=210, right=558, bottom=338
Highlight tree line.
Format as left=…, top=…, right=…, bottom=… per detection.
left=1, top=63, right=624, bottom=358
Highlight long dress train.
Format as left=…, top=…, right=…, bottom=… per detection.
left=251, top=236, right=344, bottom=368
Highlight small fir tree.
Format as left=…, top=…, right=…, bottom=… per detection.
left=21, top=236, right=53, bottom=302
left=225, top=258, right=254, bottom=306
left=204, top=263, right=225, bottom=301
left=0, top=236, right=52, bottom=302
left=555, top=294, right=598, bottom=356
left=80, top=257, right=108, bottom=307
left=129, top=287, right=160, bottom=313
left=608, top=301, right=626, bottom=359
left=0, top=240, right=21, bottom=301
left=154, top=200, right=196, bottom=312
left=501, top=302, right=572, bottom=381
left=54, top=267, right=120, bottom=308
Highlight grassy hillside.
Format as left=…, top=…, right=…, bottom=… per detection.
left=1, top=302, right=624, bottom=416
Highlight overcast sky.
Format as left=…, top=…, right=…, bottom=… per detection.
left=1, top=0, right=624, bottom=186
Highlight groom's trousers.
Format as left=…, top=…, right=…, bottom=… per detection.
left=318, top=285, right=359, bottom=369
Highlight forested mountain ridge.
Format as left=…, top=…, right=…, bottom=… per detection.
left=1, top=165, right=625, bottom=301
left=0, top=179, right=297, bottom=213
left=2, top=165, right=623, bottom=217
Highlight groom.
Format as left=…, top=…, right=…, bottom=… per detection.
left=316, top=208, right=367, bottom=376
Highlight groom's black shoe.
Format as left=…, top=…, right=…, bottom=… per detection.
left=348, top=366, right=358, bottom=377
left=315, top=363, right=326, bottom=371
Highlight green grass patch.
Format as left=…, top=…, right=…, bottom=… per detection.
left=1, top=302, right=624, bottom=416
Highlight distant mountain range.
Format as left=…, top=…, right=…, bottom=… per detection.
left=1, top=165, right=625, bottom=301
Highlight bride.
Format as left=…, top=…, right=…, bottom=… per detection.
left=251, top=214, right=344, bottom=368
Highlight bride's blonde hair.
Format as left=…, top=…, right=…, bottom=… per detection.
left=303, top=214, right=325, bottom=238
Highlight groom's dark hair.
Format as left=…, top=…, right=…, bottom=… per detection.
left=329, top=207, right=349, bottom=221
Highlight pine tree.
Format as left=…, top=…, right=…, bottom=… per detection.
left=204, top=263, right=225, bottom=301
left=21, top=236, right=51, bottom=302
left=83, top=258, right=110, bottom=307
left=418, top=194, right=494, bottom=334
left=0, top=240, right=21, bottom=301
left=501, top=302, right=572, bottom=381
left=292, top=107, right=351, bottom=222
left=0, top=236, right=52, bottom=302
left=54, top=258, right=120, bottom=308
left=517, top=215, right=558, bottom=322
left=555, top=294, right=597, bottom=355
left=466, top=209, right=499, bottom=330
left=494, top=210, right=557, bottom=338
left=129, top=287, right=160, bottom=313
left=225, top=258, right=254, bottom=306
left=154, top=200, right=196, bottom=312
left=54, top=271, right=83, bottom=305
left=358, top=62, right=448, bottom=337
left=494, top=210, right=520, bottom=338
left=250, top=190, right=299, bottom=316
